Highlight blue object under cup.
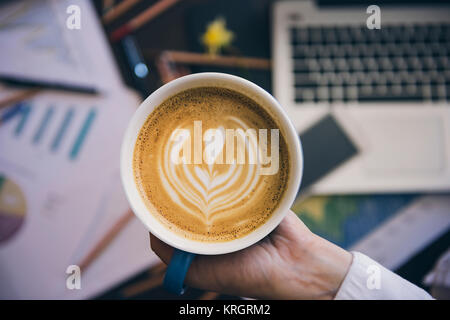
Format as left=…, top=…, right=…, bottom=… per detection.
left=163, top=249, right=196, bottom=295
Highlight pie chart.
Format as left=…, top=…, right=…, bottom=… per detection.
left=0, top=175, right=27, bottom=243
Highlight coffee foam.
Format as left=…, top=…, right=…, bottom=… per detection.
left=133, top=87, right=290, bottom=242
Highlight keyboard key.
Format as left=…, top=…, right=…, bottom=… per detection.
left=349, top=58, right=364, bottom=72
left=316, top=87, right=329, bottom=101
left=360, top=85, right=373, bottom=96
left=373, top=72, right=384, bottom=85
left=363, top=57, right=378, bottom=71
left=429, top=72, right=444, bottom=86
left=328, top=44, right=344, bottom=58
left=373, top=44, right=387, bottom=57
left=430, top=42, right=445, bottom=57
left=292, top=45, right=307, bottom=59
left=337, top=28, right=352, bottom=44
left=339, top=44, right=352, bottom=58
left=431, top=85, right=446, bottom=101
left=374, top=84, right=388, bottom=96
left=313, top=46, right=327, bottom=57
left=293, top=59, right=309, bottom=72
left=384, top=71, right=400, bottom=85
left=294, top=74, right=320, bottom=87
left=391, top=84, right=403, bottom=95
left=406, top=56, right=422, bottom=71
left=353, top=72, right=368, bottom=85
left=345, top=86, right=358, bottom=101
left=365, top=29, right=382, bottom=43
left=320, top=58, right=334, bottom=72
left=378, top=57, right=393, bottom=71
left=357, top=90, right=423, bottom=102
left=421, top=85, right=432, bottom=99
left=416, top=43, right=432, bottom=57
left=342, top=72, right=358, bottom=86
left=329, top=72, right=344, bottom=86
left=352, top=44, right=367, bottom=58
left=413, top=25, right=427, bottom=42
left=392, top=57, right=408, bottom=71
left=405, top=84, right=418, bottom=95
left=295, top=88, right=315, bottom=102
left=350, top=27, right=365, bottom=43
left=380, top=28, right=396, bottom=43
left=422, top=56, right=437, bottom=71
left=292, top=28, right=308, bottom=44
left=323, top=27, right=337, bottom=43
left=402, top=25, right=416, bottom=43
left=399, top=71, right=415, bottom=85
left=331, top=86, right=344, bottom=101
left=335, top=58, right=349, bottom=72
left=428, top=25, right=442, bottom=43
left=401, top=43, right=415, bottom=57
left=309, top=45, right=320, bottom=58
left=309, top=27, right=323, bottom=44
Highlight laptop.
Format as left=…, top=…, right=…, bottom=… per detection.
left=272, top=0, right=450, bottom=194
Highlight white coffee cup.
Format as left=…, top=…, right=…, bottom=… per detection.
left=121, top=73, right=303, bottom=256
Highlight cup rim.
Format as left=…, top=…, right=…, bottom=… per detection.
left=120, top=72, right=303, bottom=255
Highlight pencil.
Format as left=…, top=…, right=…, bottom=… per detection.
left=110, top=0, right=181, bottom=42
left=102, top=0, right=142, bottom=25
left=78, top=209, right=135, bottom=272
left=121, top=262, right=166, bottom=297
left=122, top=273, right=165, bottom=297
left=155, top=50, right=271, bottom=84
left=0, top=88, right=40, bottom=110
left=162, top=50, right=271, bottom=69
left=0, top=76, right=97, bottom=95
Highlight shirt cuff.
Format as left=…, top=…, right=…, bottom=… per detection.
left=334, top=251, right=433, bottom=300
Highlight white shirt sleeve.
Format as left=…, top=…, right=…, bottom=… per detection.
left=335, top=251, right=433, bottom=300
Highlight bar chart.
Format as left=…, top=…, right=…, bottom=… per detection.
left=9, top=101, right=97, bottom=161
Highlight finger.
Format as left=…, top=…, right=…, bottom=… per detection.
left=270, top=210, right=311, bottom=244
left=285, top=209, right=309, bottom=229
left=149, top=233, right=173, bottom=264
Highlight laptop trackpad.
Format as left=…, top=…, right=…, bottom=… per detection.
left=363, top=115, right=444, bottom=174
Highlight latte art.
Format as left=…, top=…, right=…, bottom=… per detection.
left=133, top=87, right=290, bottom=242
left=161, top=116, right=277, bottom=226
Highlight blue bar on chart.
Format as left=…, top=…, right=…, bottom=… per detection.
left=69, top=108, right=97, bottom=161
left=14, top=102, right=32, bottom=137
left=51, top=108, right=74, bottom=152
left=33, top=106, right=55, bottom=145
left=1, top=103, right=24, bottom=124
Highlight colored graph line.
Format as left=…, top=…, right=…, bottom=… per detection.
left=51, top=108, right=74, bottom=152
left=14, top=103, right=31, bottom=137
left=69, top=108, right=97, bottom=160
left=33, top=106, right=54, bottom=144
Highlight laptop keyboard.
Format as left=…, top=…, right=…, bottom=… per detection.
left=290, top=24, right=450, bottom=103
